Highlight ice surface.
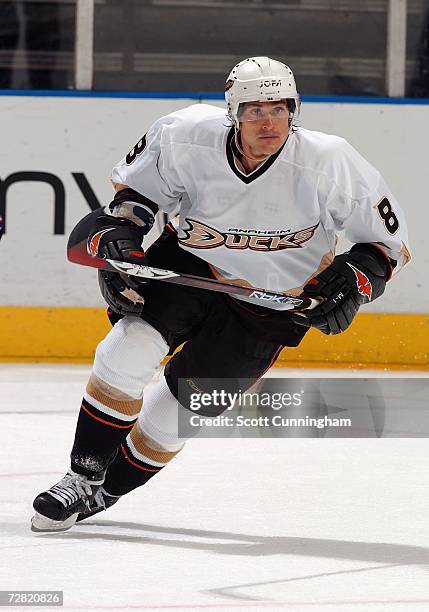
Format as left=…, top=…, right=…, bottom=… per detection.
left=1, top=364, right=428, bottom=612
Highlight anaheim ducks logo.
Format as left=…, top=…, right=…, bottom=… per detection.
left=179, top=219, right=319, bottom=251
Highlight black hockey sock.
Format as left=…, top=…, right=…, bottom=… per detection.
left=101, top=421, right=182, bottom=497
left=101, top=441, right=163, bottom=496
left=70, top=379, right=142, bottom=478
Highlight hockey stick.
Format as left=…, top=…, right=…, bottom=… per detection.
left=67, top=214, right=314, bottom=327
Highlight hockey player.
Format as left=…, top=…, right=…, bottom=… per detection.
left=32, top=57, right=410, bottom=532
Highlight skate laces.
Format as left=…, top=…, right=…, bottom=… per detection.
left=49, top=471, right=101, bottom=509
left=92, top=487, right=107, bottom=509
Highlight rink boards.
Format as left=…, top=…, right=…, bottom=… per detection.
left=0, top=307, right=427, bottom=369
left=0, top=93, right=428, bottom=367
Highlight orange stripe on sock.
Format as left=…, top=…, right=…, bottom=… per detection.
left=86, top=378, right=142, bottom=417
left=80, top=403, right=135, bottom=429
left=129, top=422, right=179, bottom=464
left=120, top=444, right=161, bottom=473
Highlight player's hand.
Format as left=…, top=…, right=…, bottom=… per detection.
left=88, top=211, right=149, bottom=316
left=98, top=269, right=146, bottom=317
left=87, top=212, right=148, bottom=264
left=301, top=244, right=392, bottom=335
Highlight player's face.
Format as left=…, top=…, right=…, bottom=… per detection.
left=239, top=100, right=290, bottom=160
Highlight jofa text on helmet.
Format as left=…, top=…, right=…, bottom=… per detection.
left=259, top=80, right=282, bottom=88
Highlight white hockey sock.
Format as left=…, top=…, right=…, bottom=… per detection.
left=139, top=374, right=192, bottom=452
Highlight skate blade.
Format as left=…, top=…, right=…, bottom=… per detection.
left=31, top=511, right=79, bottom=533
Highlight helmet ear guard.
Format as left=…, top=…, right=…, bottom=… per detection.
left=225, top=56, right=300, bottom=128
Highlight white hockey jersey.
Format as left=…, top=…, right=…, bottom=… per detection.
left=111, top=104, right=410, bottom=310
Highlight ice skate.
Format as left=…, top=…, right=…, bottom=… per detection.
left=31, top=470, right=104, bottom=532
left=76, top=487, right=121, bottom=523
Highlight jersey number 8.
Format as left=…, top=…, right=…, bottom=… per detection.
left=126, top=135, right=147, bottom=165
left=377, top=198, right=399, bottom=235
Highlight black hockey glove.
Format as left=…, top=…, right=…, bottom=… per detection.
left=98, top=268, right=146, bottom=317
left=88, top=191, right=156, bottom=316
left=302, top=243, right=393, bottom=335
left=88, top=211, right=148, bottom=262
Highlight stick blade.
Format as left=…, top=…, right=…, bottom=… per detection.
left=67, top=208, right=106, bottom=269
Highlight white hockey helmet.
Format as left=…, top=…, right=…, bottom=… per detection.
left=225, top=56, right=300, bottom=128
